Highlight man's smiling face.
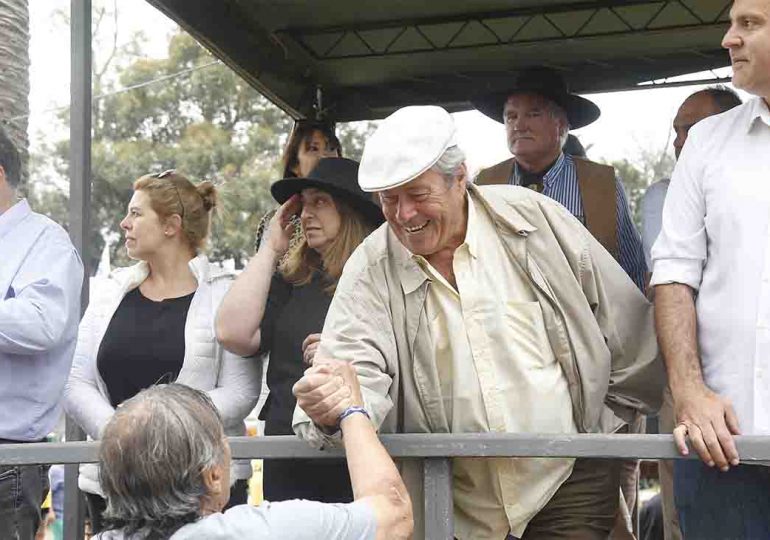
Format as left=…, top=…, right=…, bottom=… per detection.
left=378, top=168, right=467, bottom=257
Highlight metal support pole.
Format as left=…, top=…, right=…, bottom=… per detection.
left=65, top=0, right=91, bottom=538
left=314, top=85, right=323, bottom=119
left=423, top=457, right=453, bottom=539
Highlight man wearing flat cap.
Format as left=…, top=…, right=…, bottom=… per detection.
left=474, top=67, right=647, bottom=291
left=291, top=105, right=663, bottom=540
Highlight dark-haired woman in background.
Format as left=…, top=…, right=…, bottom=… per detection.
left=64, top=172, right=261, bottom=532
left=217, top=158, right=383, bottom=502
left=254, top=120, right=342, bottom=251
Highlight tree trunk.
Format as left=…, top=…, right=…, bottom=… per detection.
left=0, top=0, right=30, bottom=186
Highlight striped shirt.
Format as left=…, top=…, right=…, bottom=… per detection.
left=511, top=152, right=647, bottom=290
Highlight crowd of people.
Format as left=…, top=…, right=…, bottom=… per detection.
left=1, top=0, right=769, bottom=538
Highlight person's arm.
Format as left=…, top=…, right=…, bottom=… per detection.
left=215, top=196, right=300, bottom=356
left=207, top=278, right=264, bottom=424
left=538, top=195, right=663, bottom=421
left=292, top=247, right=397, bottom=449
left=650, top=125, right=740, bottom=470
left=655, top=284, right=740, bottom=470
left=63, top=297, right=117, bottom=439
left=294, top=360, right=413, bottom=540
left=0, top=233, right=83, bottom=354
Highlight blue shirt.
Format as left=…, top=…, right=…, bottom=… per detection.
left=512, top=153, right=647, bottom=290
left=97, top=500, right=377, bottom=540
left=0, top=199, right=83, bottom=441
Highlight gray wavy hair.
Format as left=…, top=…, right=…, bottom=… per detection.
left=99, top=384, right=226, bottom=539
left=431, top=145, right=466, bottom=183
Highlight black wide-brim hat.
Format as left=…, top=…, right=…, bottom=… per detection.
left=473, top=67, right=600, bottom=129
left=271, top=157, right=385, bottom=227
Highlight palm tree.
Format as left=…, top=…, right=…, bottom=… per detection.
left=0, top=0, right=29, bottom=186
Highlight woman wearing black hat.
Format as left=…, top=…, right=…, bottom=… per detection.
left=216, top=157, right=383, bottom=503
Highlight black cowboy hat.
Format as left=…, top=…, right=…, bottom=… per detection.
left=473, top=67, right=600, bottom=129
left=271, top=157, right=384, bottom=227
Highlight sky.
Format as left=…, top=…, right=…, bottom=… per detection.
left=27, top=1, right=750, bottom=180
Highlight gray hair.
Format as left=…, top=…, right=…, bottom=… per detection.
left=99, top=384, right=226, bottom=539
left=543, top=100, right=570, bottom=149
left=431, top=145, right=466, bottom=183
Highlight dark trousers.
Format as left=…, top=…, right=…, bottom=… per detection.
left=263, top=458, right=353, bottom=503
left=0, top=464, right=49, bottom=540
left=674, top=460, right=770, bottom=539
left=504, top=458, right=621, bottom=540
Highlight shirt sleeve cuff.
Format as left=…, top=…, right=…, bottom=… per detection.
left=293, top=409, right=344, bottom=450
left=650, top=258, right=703, bottom=290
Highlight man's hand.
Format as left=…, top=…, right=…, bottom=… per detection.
left=263, top=195, right=301, bottom=257
left=301, top=333, right=322, bottom=366
left=293, top=359, right=363, bottom=427
left=672, top=383, right=741, bottom=471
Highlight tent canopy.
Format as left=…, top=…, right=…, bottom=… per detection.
left=146, top=0, right=733, bottom=121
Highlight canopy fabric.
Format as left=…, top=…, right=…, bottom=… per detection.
left=146, top=0, right=732, bottom=121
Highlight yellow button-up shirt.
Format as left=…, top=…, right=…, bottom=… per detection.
left=414, top=197, right=577, bottom=540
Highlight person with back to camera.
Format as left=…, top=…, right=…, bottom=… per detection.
left=64, top=171, right=262, bottom=533
left=95, top=378, right=412, bottom=539
left=216, top=157, right=384, bottom=503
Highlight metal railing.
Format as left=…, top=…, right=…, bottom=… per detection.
left=3, top=433, right=770, bottom=540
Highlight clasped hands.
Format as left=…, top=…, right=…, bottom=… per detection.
left=293, top=357, right=364, bottom=429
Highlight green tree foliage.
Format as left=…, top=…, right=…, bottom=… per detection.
left=599, top=146, right=675, bottom=229
left=30, top=23, right=374, bottom=271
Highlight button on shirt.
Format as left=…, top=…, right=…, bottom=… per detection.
left=511, top=153, right=647, bottom=291
left=414, top=197, right=577, bottom=540
left=651, top=97, right=770, bottom=435
left=0, top=199, right=83, bottom=441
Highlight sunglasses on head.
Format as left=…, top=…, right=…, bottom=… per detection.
left=152, top=169, right=185, bottom=218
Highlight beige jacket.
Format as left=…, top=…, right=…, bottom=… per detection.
left=294, top=184, right=664, bottom=535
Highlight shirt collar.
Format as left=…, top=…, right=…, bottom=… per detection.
left=747, top=96, right=770, bottom=133
left=463, top=194, right=479, bottom=259
left=513, top=152, right=567, bottom=190
left=0, top=199, right=31, bottom=242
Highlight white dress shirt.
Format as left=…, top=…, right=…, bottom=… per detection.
left=0, top=199, right=83, bottom=441
left=651, top=97, right=770, bottom=435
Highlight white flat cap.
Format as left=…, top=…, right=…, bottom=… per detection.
left=359, top=105, right=457, bottom=192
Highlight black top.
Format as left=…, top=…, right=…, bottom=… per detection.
left=258, top=272, right=332, bottom=435
left=97, top=287, right=194, bottom=407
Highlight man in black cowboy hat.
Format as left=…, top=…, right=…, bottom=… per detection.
left=474, top=67, right=646, bottom=292
left=474, top=67, right=647, bottom=539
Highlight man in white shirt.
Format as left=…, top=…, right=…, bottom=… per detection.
left=641, top=86, right=741, bottom=540
left=0, top=128, right=83, bottom=539
left=651, top=0, right=770, bottom=537
left=641, top=87, right=742, bottom=272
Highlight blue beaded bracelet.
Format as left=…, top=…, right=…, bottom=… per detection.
left=336, top=406, right=370, bottom=428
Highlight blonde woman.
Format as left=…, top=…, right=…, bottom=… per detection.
left=64, top=171, right=261, bottom=532
left=216, top=158, right=383, bottom=503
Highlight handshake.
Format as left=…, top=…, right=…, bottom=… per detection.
left=293, top=357, right=365, bottom=429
